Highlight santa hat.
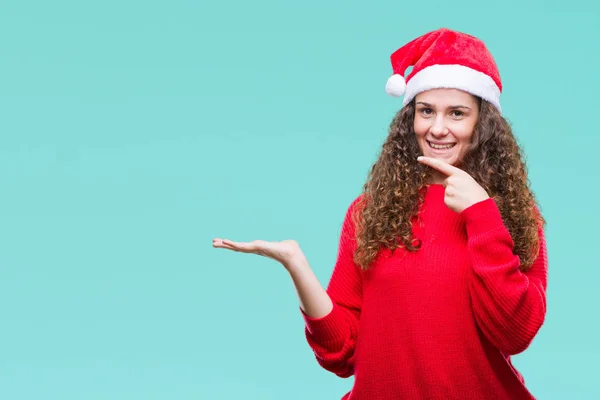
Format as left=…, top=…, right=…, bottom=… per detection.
left=385, top=28, right=503, bottom=113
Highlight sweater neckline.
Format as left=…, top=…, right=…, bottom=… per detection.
left=425, top=183, right=445, bottom=190
left=422, top=184, right=445, bottom=198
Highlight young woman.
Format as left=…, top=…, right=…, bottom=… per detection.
left=213, top=28, right=548, bottom=400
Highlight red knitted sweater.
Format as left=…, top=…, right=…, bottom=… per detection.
left=302, top=184, right=548, bottom=400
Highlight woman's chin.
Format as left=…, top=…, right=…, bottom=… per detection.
left=426, top=153, right=457, bottom=165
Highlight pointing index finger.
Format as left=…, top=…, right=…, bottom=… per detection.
left=417, top=156, right=464, bottom=176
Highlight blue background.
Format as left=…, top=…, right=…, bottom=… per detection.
left=1, top=0, right=598, bottom=398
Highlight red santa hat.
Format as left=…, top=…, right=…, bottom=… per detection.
left=385, top=28, right=503, bottom=113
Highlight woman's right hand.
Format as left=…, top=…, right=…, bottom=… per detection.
left=212, top=238, right=307, bottom=271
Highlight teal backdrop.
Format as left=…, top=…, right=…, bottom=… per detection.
left=1, top=0, right=597, bottom=399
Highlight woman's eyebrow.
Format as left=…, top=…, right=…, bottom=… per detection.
left=416, top=101, right=471, bottom=110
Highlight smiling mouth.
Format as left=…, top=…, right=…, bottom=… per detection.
left=427, top=140, right=456, bottom=150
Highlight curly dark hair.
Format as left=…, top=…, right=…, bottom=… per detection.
left=351, top=98, right=545, bottom=272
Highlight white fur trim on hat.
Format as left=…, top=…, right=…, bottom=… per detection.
left=402, top=64, right=502, bottom=113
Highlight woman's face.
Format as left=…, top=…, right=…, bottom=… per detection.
left=413, top=88, right=480, bottom=168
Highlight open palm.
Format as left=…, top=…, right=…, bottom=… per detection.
left=212, top=238, right=304, bottom=267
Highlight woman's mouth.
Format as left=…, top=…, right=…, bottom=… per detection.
left=427, top=140, right=456, bottom=150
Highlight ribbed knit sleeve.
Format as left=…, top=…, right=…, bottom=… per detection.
left=302, top=196, right=363, bottom=378
left=460, top=198, right=548, bottom=356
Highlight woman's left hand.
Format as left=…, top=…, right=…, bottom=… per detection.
left=417, top=156, right=490, bottom=213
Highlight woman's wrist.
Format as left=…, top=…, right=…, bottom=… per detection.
left=284, top=255, right=311, bottom=277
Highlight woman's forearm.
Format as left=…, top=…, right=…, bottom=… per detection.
left=285, top=255, right=333, bottom=319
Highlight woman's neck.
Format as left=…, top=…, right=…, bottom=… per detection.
left=427, top=170, right=447, bottom=185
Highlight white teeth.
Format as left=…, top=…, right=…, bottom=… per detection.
left=428, top=141, right=455, bottom=149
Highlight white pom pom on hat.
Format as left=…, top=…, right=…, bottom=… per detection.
left=385, top=74, right=406, bottom=97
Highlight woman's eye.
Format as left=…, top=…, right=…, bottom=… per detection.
left=421, top=108, right=433, bottom=115
left=451, top=110, right=464, bottom=117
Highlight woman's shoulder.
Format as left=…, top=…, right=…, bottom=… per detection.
left=348, top=193, right=365, bottom=213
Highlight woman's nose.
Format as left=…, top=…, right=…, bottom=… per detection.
left=429, top=117, right=448, bottom=136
